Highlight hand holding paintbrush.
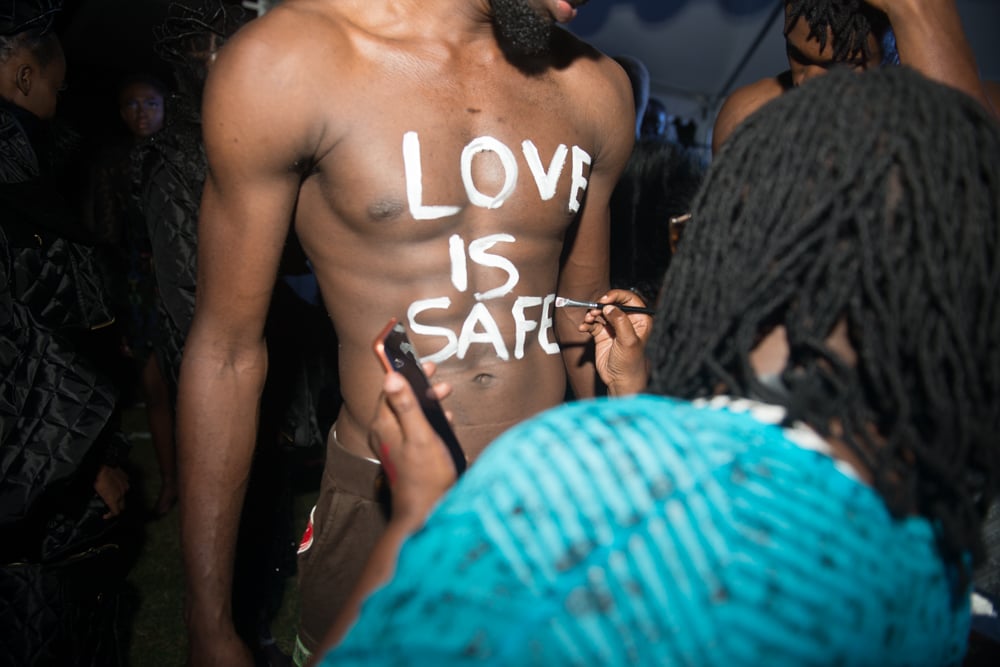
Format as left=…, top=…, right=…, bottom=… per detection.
left=567, top=289, right=654, bottom=396
left=555, top=296, right=655, bottom=316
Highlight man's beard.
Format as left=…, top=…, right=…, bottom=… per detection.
left=490, top=0, right=553, bottom=56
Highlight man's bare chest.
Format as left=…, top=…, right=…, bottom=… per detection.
left=317, top=123, right=595, bottom=229
left=308, top=63, right=596, bottom=222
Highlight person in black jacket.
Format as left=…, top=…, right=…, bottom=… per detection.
left=0, top=2, right=132, bottom=664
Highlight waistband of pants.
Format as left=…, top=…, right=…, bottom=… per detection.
left=325, top=426, right=384, bottom=501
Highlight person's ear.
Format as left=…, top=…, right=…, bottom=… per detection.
left=15, top=63, right=32, bottom=97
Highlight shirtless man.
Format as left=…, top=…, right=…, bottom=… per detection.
left=712, top=0, right=998, bottom=154
left=175, top=0, right=634, bottom=664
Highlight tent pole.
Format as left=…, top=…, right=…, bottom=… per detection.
left=713, top=2, right=785, bottom=105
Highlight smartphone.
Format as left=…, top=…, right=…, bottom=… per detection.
left=373, top=318, right=467, bottom=476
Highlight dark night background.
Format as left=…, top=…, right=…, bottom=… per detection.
left=54, top=0, right=192, bottom=141
left=18, top=2, right=1000, bottom=663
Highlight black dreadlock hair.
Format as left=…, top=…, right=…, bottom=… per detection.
left=649, top=66, right=1000, bottom=590
left=785, top=0, right=897, bottom=66
left=154, top=0, right=253, bottom=103
left=609, top=138, right=705, bottom=303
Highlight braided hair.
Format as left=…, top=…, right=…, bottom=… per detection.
left=785, top=0, right=897, bottom=65
left=649, top=66, right=1000, bottom=580
left=154, top=0, right=254, bottom=103
left=0, top=0, right=61, bottom=37
left=0, top=0, right=61, bottom=65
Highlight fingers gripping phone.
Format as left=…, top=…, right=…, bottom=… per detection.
left=374, top=318, right=467, bottom=476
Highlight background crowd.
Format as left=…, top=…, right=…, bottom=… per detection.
left=2, top=1, right=999, bottom=666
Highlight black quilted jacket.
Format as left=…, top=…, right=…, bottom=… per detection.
left=0, top=100, right=133, bottom=667
left=0, top=102, right=120, bottom=541
left=132, top=97, right=204, bottom=391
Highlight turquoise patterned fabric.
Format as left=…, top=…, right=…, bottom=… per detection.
left=327, top=395, right=970, bottom=666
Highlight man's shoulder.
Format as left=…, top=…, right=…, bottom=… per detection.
left=549, top=30, right=634, bottom=115
left=551, top=26, right=604, bottom=58
left=215, top=0, right=347, bottom=75
left=253, top=0, right=342, bottom=32
left=202, top=2, right=352, bottom=134
left=712, top=74, right=787, bottom=154
left=551, top=28, right=621, bottom=80
left=730, top=74, right=787, bottom=101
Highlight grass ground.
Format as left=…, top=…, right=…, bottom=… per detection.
left=121, top=405, right=319, bottom=665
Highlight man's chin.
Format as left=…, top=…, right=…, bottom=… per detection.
left=502, top=32, right=553, bottom=57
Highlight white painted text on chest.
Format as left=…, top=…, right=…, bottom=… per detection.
left=403, top=131, right=592, bottom=219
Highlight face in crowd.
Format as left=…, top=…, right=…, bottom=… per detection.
left=785, top=5, right=882, bottom=87
left=119, top=81, right=165, bottom=139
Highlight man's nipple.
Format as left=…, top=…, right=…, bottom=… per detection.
left=367, top=198, right=407, bottom=221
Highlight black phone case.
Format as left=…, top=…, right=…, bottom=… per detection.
left=374, top=319, right=467, bottom=476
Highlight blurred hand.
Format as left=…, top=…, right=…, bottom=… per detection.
left=369, top=365, right=458, bottom=528
left=94, top=464, right=129, bottom=519
left=579, top=289, right=653, bottom=396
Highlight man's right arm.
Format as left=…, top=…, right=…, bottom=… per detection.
left=175, top=21, right=319, bottom=665
left=873, top=0, right=998, bottom=119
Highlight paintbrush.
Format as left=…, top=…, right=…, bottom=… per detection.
left=555, top=296, right=655, bottom=316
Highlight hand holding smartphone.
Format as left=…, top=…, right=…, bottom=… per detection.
left=373, top=318, right=467, bottom=476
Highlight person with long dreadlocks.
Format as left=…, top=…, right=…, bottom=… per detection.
left=712, top=0, right=998, bottom=155
left=321, top=66, right=1000, bottom=665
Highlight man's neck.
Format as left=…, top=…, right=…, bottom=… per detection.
left=338, top=0, right=496, bottom=45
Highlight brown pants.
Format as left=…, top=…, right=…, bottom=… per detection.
left=295, top=428, right=388, bottom=660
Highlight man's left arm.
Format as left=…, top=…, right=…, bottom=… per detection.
left=556, top=61, right=636, bottom=400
